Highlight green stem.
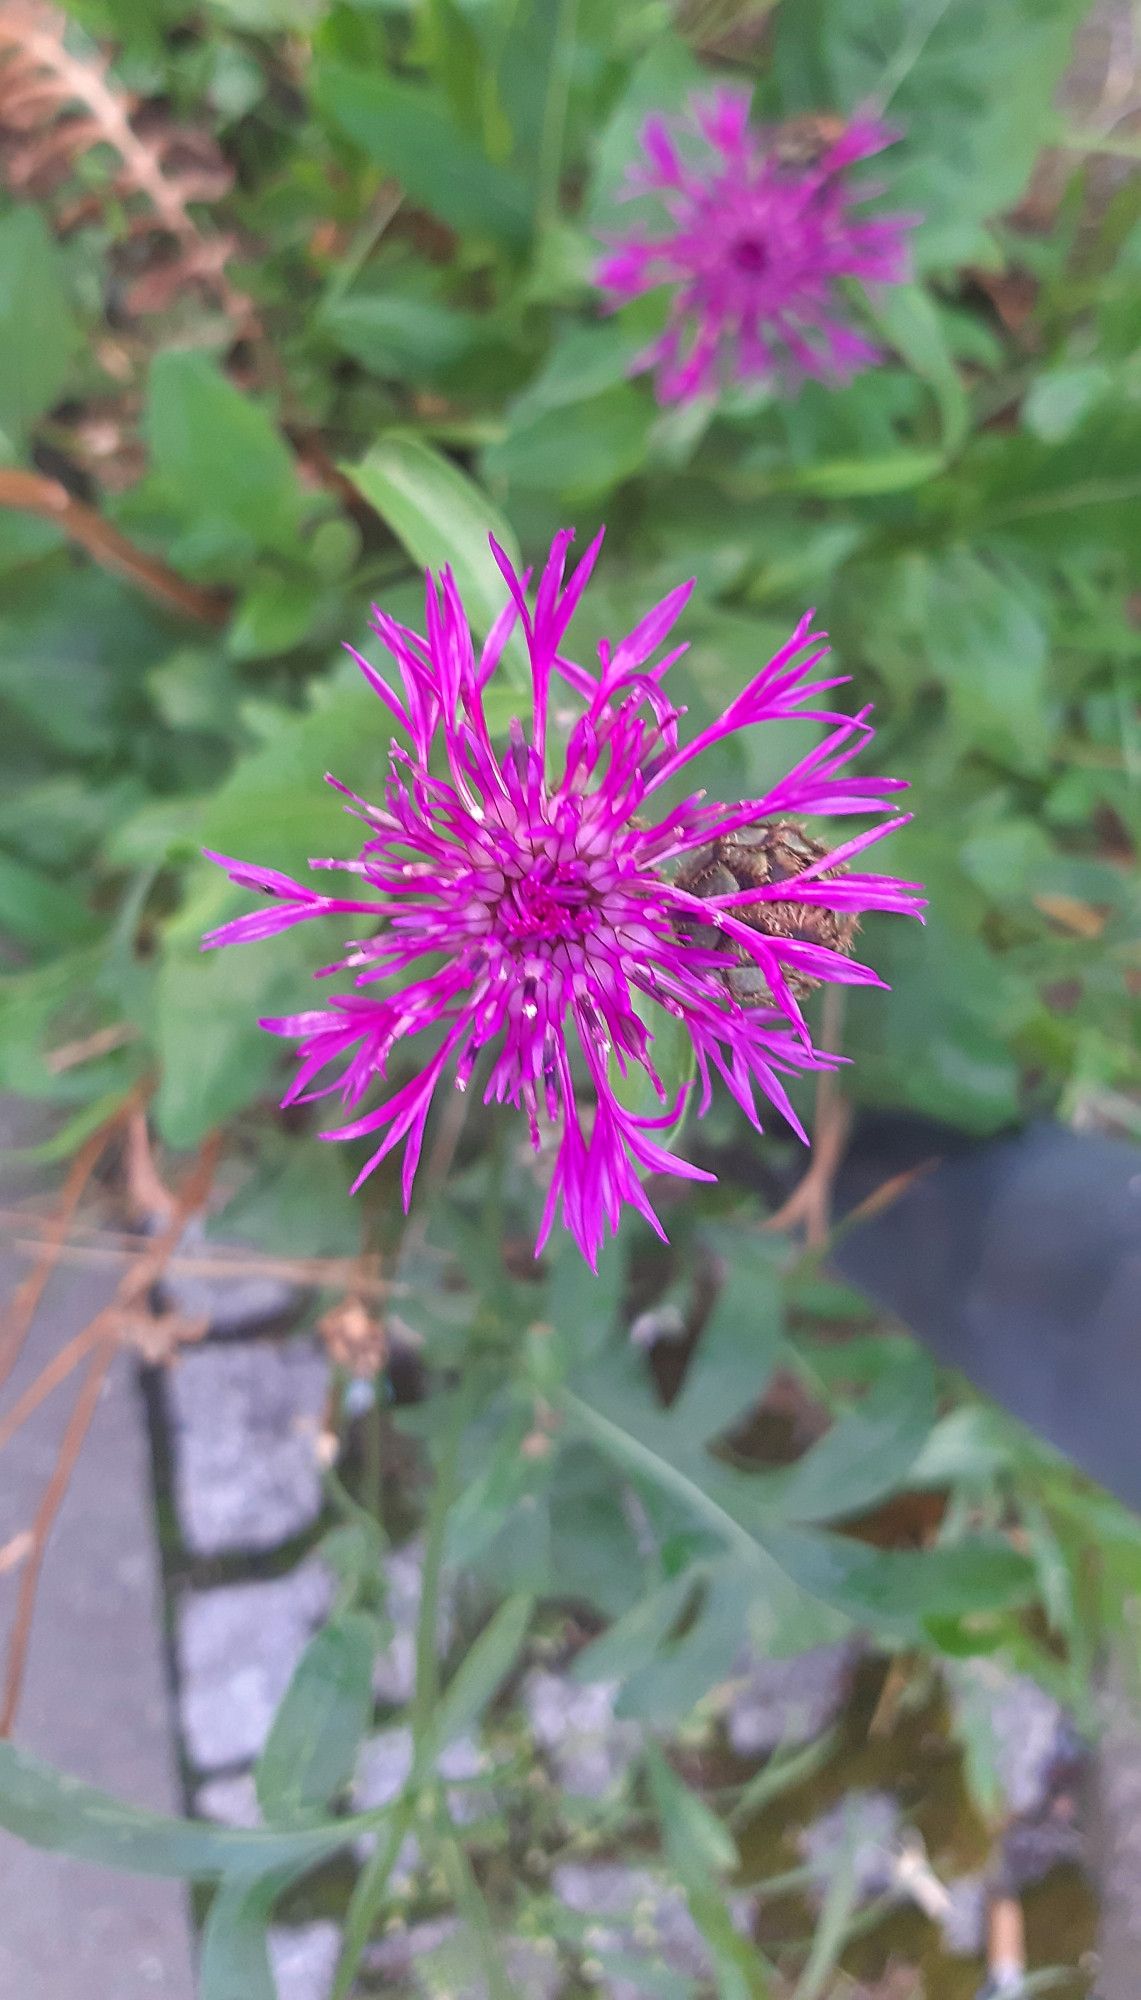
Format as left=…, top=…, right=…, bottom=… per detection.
left=556, top=1386, right=770, bottom=1575
left=331, top=1799, right=417, bottom=2000
left=535, top=0, right=579, bottom=232
left=331, top=1367, right=476, bottom=1998
left=440, top=1815, right=517, bottom=2000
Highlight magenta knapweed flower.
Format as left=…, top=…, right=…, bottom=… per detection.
left=596, top=89, right=915, bottom=403
left=204, top=530, right=923, bottom=1265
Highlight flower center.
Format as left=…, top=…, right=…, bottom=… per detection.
left=729, top=232, right=769, bottom=277
left=496, top=866, right=593, bottom=949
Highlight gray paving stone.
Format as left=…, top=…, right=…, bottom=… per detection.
left=176, top=1560, right=333, bottom=1771
left=799, top=1789, right=904, bottom=1903
left=723, top=1640, right=859, bottom=1757
left=0, top=1215, right=194, bottom=1998
left=552, top=1861, right=755, bottom=1999
left=948, top=1659, right=1083, bottom=1819
left=268, top=1921, right=341, bottom=2000
left=167, top=1337, right=329, bottom=1556
left=522, top=1669, right=640, bottom=1799
left=365, top=1921, right=561, bottom=1999
left=159, top=1213, right=299, bottom=1335
left=195, top=1771, right=261, bottom=1829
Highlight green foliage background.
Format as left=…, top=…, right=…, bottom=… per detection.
left=0, top=0, right=1138, bottom=1993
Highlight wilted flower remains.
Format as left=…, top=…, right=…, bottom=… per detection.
left=205, top=532, right=923, bottom=1264
left=596, top=89, right=916, bottom=403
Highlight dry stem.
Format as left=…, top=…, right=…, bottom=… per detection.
left=0, top=469, right=229, bottom=627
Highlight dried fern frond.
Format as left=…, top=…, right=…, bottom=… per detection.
left=0, top=1, right=249, bottom=326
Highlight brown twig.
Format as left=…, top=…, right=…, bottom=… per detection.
left=45, top=1021, right=137, bottom=1075
left=0, top=1221, right=398, bottom=1297
left=0, top=1093, right=134, bottom=1396
left=0, top=1338, right=115, bottom=1735
left=0, top=1130, right=222, bottom=1737
left=763, top=986, right=850, bottom=1247
left=0, top=1318, right=105, bottom=1456
left=0, top=469, right=229, bottom=627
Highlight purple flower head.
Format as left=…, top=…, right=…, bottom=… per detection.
left=596, top=89, right=916, bottom=404
left=204, top=531, right=923, bottom=1266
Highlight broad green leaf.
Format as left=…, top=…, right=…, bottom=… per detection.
left=0, top=1739, right=365, bottom=1880
left=316, top=64, right=532, bottom=247
left=322, top=289, right=485, bottom=382
left=198, top=666, right=387, bottom=875
left=558, top=1375, right=1033, bottom=1639
left=227, top=572, right=327, bottom=661
left=775, top=0, right=1088, bottom=270
left=761, top=1523, right=1036, bottom=1630
left=255, top=1613, right=378, bottom=1827
left=867, top=283, right=969, bottom=450
left=343, top=437, right=527, bottom=682
left=759, top=1352, right=936, bottom=1525
left=571, top=1574, right=696, bottom=1688
left=0, top=851, right=95, bottom=952
left=955, top=400, right=1141, bottom=561
left=145, top=351, right=307, bottom=558
left=668, top=1247, right=784, bottom=1446
left=0, top=568, right=171, bottom=757
left=153, top=883, right=346, bottom=1146
left=922, top=550, right=1051, bottom=775
left=433, top=1593, right=533, bottom=1749
left=0, top=209, right=77, bottom=455
left=587, top=36, right=704, bottom=231
left=485, top=384, right=653, bottom=501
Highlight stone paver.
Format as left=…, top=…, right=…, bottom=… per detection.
left=167, top=1337, right=328, bottom=1556
left=0, top=1237, right=194, bottom=1998
left=522, top=1669, right=640, bottom=1798
left=723, top=1639, right=859, bottom=1757
left=176, top=1559, right=332, bottom=1771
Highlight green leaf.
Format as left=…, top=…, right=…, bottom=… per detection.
left=587, top=36, right=704, bottom=231
left=571, top=1574, right=696, bottom=1688
left=198, top=664, right=385, bottom=876
left=153, top=883, right=345, bottom=1146
left=867, top=283, right=969, bottom=451
left=321, top=289, right=485, bottom=383
left=316, top=63, right=532, bottom=248
left=0, top=208, right=77, bottom=455
left=200, top=1873, right=294, bottom=2000
left=759, top=1352, right=936, bottom=1525
left=0, top=568, right=172, bottom=757
left=227, top=572, right=326, bottom=661
left=485, top=384, right=652, bottom=501
left=343, top=437, right=527, bottom=680
left=0, top=1739, right=363, bottom=1880
left=784, top=451, right=945, bottom=498
left=667, top=1247, right=784, bottom=1447
left=955, top=400, right=1141, bottom=561
left=922, top=550, right=1051, bottom=775
left=433, top=1593, right=533, bottom=1750
left=775, top=0, right=1088, bottom=270
left=145, top=351, right=306, bottom=558
left=646, top=1743, right=738, bottom=1876
left=0, top=851, right=95, bottom=952
left=255, top=1612, right=378, bottom=1828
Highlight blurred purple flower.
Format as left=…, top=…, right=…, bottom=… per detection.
left=204, top=531, right=922, bottom=1264
left=596, top=89, right=916, bottom=403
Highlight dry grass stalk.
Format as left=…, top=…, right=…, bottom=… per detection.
left=0, top=0, right=250, bottom=328
left=0, top=1129, right=222, bottom=1735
